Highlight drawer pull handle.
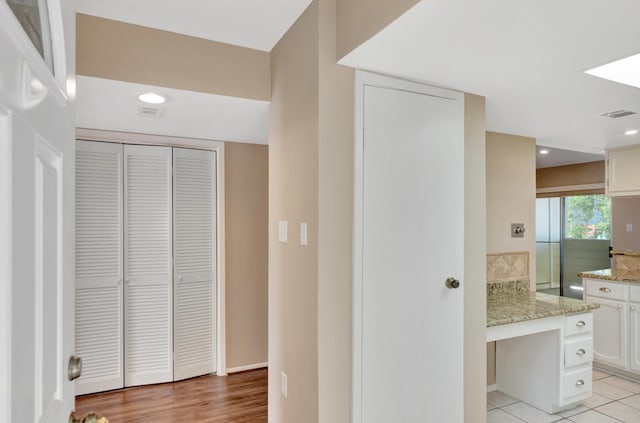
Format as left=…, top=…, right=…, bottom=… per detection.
left=576, top=349, right=586, bottom=356
left=618, top=304, right=623, bottom=309
left=576, top=379, right=585, bottom=386
left=576, top=321, right=586, bottom=328
left=599, top=287, right=612, bottom=292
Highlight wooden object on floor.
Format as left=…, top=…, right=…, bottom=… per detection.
left=76, top=368, right=267, bottom=423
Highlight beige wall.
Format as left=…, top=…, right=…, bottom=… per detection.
left=536, top=161, right=605, bottom=191
left=225, top=142, right=269, bottom=369
left=464, top=94, right=488, bottom=423
left=77, top=14, right=270, bottom=101
left=317, top=0, right=355, bottom=422
left=269, top=2, right=320, bottom=422
left=485, top=131, right=536, bottom=390
left=336, top=0, right=419, bottom=59
left=486, top=131, right=537, bottom=284
left=613, top=197, right=640, bottom=251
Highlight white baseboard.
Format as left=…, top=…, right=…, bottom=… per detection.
left=227, top=362, right=268, bottom=374
left=487, top=384, right=497, bottom=392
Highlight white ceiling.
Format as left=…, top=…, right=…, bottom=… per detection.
left=536, top=146, right=602, bottom=169
left=340, top=0, right=640, bottom=155
left=76, top=76, right=269, bottom=144
left=76, top=0, right=313, bottom=51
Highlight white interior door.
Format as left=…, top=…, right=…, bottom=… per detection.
left=75, top=141, right=124, bottom=395
left=173, top=148, right=217, bottom=381
left=0, top=1, right=76, bottom=422
left=354, top=73, right=464, bottom=423
left=124, top=145, right=173, bottom=386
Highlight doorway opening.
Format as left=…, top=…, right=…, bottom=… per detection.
left=536, top=194, right=611, bottom=298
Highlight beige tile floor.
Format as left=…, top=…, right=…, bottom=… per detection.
left=488, top=369, right=640, bottom=422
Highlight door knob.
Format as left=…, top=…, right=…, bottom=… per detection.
left=446, top=277, right=460, bottom=289
left=68, top=355, right=82, bottom=381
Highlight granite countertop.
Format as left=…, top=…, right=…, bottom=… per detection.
left=487, top=291, right=599, bottom=328
left=578, top=268, right=640, bottom=283
left=611, top=251, right=640, bottom=257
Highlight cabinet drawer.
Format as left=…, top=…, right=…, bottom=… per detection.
left=565, top=338, right=593, bottom=368
left=585, top=279, right=627, bottom=301
left=565, top=313, right=592, bottom=337
left=630, top=285, right=640, bottom=303
left=563, top=367, right=592, bottom=400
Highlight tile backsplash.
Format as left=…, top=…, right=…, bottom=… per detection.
left=487, top=252, right=529, bottom=283
left=614, top=254, right=640, bottom=271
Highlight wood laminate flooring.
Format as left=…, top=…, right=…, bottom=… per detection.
left=75, top=368, right=267, bottom=423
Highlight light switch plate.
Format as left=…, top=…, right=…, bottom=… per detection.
left=281, top=371, right=288, bottom=397
left=627, top=223, right=633, bottom=232
left=300, top=222, right=308, bottom=246
left=278, top=220, right=288, bottom=243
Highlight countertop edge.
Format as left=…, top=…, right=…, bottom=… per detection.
left=487, top=303, right=599, bottom=328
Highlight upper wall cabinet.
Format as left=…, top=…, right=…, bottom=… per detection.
left=606, top=146, right=640, bottom=197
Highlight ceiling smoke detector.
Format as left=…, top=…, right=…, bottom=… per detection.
left=600, top=109, right=636, bottom=119
left=137, top=106, right=163, bottom=118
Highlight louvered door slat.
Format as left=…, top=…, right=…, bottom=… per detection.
left=173, top=148, right=216, bottom=381
left=75, top=140, right=124, bottom=395
left=124, top=145, right=173, bottom=387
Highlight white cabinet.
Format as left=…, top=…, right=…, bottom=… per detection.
left=606, top=147, right=640, bottom=196
left=591, top=297, right=627, bottom=368
left=583, top=278, right=636, bottom=371
left=490, top=312, right=594, bottom=413
left=630, top=303, right=640, bottom=371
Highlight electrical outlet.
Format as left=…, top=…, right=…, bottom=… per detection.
left=281, top=371, right=288, bottom=398
left=627, top=223, right=633, bottom=232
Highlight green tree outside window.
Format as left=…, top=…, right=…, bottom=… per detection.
left=565, top=195, right=611, bottom=240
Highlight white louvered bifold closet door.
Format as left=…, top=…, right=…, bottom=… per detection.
left=173, top=148, right=217, bottom=381
left=75, top=141, right=124, bottom=395
left=124, top=145, right=173, bottom=386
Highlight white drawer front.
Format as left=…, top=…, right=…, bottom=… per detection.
left=585, top=279, right=628, bottom=301
left=565, top=313, right=593, bottom=337
left=563, top=367, right=592, bottom=400
left=565, top=338, right=593, bottom=368
left=630, top=285, right=640, bottom=303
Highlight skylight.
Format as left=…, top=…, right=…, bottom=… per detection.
left=585, top=53, right=640, bottom=89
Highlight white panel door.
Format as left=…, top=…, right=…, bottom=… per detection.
left=75, top=141, right=124, bottom=395
left=0, top=1, right=76, bottom=422
left=124, top=145, right=173, bottom=386
left=356, top=77, right=464, bottom=422
left=173, top=148, right=216, bottom=381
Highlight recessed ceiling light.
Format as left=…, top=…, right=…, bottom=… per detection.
left=625, top=129, right=638, bottom=136
left=585, top=53, right=640, bottom=89
left=138, top=93, right=166, bottom=104
left=539, top=149, right=549, bottom=155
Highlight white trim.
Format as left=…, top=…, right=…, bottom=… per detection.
left=352, top=70, right=464, bottom=423
left=74, top=128, right=227, bottom=378
left=215, top=145, right=227, bottom=376
left=0, top=109, right=11, bottom=423
left=536, top=183, right=605, bottom=194
left=226, top=362, right=268, bottom=374
left=487, top=384, right=497, bottom=392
